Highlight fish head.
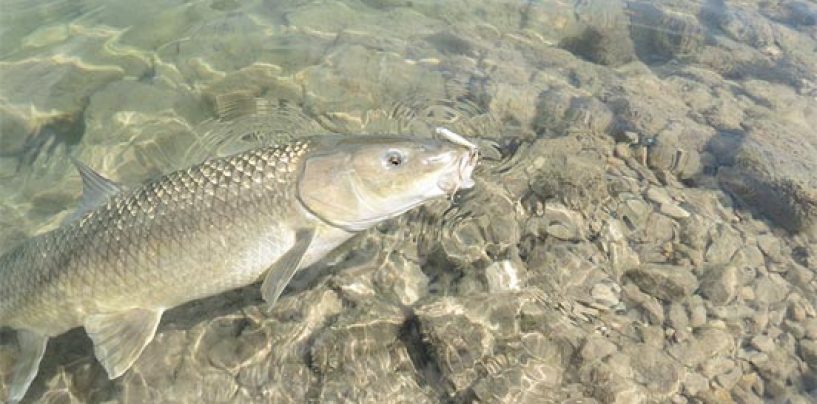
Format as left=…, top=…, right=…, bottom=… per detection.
left=298, top=132, right=479, bottom=231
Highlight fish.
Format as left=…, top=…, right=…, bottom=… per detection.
left=0, top=129, right=479, bottom=403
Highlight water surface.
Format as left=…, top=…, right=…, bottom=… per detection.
left=1, top=0, right=817, bottom=402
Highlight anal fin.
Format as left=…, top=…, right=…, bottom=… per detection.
left=261, top=229, right=315, bottom=309
left=84, top=308, right=162, bottom=379
left=8, top=330, right=48, bottom=403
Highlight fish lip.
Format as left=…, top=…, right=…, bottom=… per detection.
left=435, top=128, right=479, bottom=195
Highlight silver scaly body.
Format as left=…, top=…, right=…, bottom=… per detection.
left=0, top=140, right=348, bottom=334
left=0, top=131, right=479, bottom=403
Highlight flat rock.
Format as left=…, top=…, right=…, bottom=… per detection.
left=717, top=116, right=817, bottom=236
left=626, top=264, right=699, bottom=301
left=699, top=265, right=739, bottom=305
left=581, top=335, right=618, bottom=362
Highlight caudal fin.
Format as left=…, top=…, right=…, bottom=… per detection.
left=8, top=330, right=48, bottom=403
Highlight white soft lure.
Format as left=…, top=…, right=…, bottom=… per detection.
left=435, top=127, right=479, bottom=198
left=435, top=127, right=479, bottom=151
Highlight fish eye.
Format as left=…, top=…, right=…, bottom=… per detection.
left=384, top=150, right=404, bottom=168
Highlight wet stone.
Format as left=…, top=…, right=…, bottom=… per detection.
left=733, top=245, right=766, bottom=270
left=683, top=372, right=708, bottom=396
left=623, top=344, right=683, bottom=399
left=803, top=318, right=817, bottom=340
left=623, top=282, right=665, bottom=325
left=668, top=327, right=734, bottom=367
left=415, top=298, right=496, bottom=393
left=198, top=372, right=239, bottom=402
left=626, top=264, right=699, bottom=301
left=310, top=303, right=406, bottom=377
left=617, top=196, right=653, bottom=232
left=542, top=203, right=584, bottom=241
left=373, top=253, right=429, bottom=305
left=750, top=335, right=776, bottom=353
left=688, top=296, right=708, bottom=328
left=757, top=233, right=783, bottom=262
left=787, top=300, right=807, bottom=322
left=799, top=340, right=817, bottom=367
left=715, top=366, right=742, bottom=391
left=667, top=303, right=689, bottom=331
left=484, top=259, right=527, bottom=292
left=660, top=203, right=691, bottom=220
left=754, top=274, right=789, bottom=305
left=701, top=356, right=735, bottom=379
left=580, top=335, right=618, bottom=362
left=590, top=281, right=621, bottom=308
left=471, top=358, right=563, bottom=403
left=646, top=187, right=673, bottom=205
left=705, top=225, right=742, bottom=265
left=699, top=265, right=739, bottom=305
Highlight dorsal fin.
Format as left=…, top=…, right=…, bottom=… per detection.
left=67, top=157, right=124, bottom=223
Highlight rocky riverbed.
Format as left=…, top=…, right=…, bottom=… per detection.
left=1, top=0, right=816, bottom=402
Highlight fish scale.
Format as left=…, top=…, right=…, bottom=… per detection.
left=1, top=141, right=307, bottom=333
left=0, top=132, right=479, bottom=402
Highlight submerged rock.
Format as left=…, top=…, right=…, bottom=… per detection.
left=626, top=264, right=699, bottom=301
left=699, top=265, right=739, bottom=305
left=3, top=0, right=817, bottom=402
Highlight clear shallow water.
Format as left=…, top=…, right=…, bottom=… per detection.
left=1, top=0, right=817, bottom=402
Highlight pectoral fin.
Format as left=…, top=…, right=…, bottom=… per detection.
left=84, top=308, right=162, bottom=379
left=8, top=330, right=48, bottom=403
left=261, top=229, right=315, bottom=308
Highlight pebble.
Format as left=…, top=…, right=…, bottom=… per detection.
left=750, top=310, right=770, bottom=333
left=705, top=225, right=742, bottom=265
left=699, top=265, right=739, bottom=305
left=581, top=335, right=619, bottom=362
left=619, top=196, right=652, bottom=230
left=683, top=372, right=708, bottom=396
left=199, top=372, right=239, bottom=402
left=623, top=131, right=640, bottom=144
left=783, top=320, right=806, bottom=339
left=667, top=303, right=689, bottom=331
left=715, top=366, right=742, bottom=390
left=623, top=283, right=665, bottom=325
left=614, top=143, right=631, bottom=159
left=743, top=351, right=769, bottom=367
left=787, top=300, right=807, bottom=322
left=757, top=233, right=783, bottom=261
left=750, top=335, right=776, bottom=353
left=803, top=318, right=817, bottom=340
left=646, top=187, right=672, bottom=205
left=754, top=275, right=789, bottom=305
left=701, top=356, right=735, bottom=378
left=590, top=282, right=621, bottom=307
left=688, top=297, right=707, bottom=328
left=542, top=203, right=584, bottom=241
left=741, top=286, right=756, bottom=301
left=798, top=340, right=817, bottom=367
left=485, top=259, right=526, bottom=292
left=660, top=202, right=691, bottom=219
left=626, top=264, right=699, bottom=301
left=733, top=245, right=766, bottom=269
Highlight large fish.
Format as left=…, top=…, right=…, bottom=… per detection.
left=0, top=128, right=479, bottom=402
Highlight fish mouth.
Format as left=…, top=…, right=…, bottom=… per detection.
left=435, top=128, right=479, bottom=195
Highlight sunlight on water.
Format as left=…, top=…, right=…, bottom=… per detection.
left=1, top=0, right=817, bottom=402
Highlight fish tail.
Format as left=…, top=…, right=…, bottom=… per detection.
left=6, top=329, right=48, bottom=403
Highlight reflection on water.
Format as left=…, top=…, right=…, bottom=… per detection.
left=1, top=0, right=817, bottom=402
